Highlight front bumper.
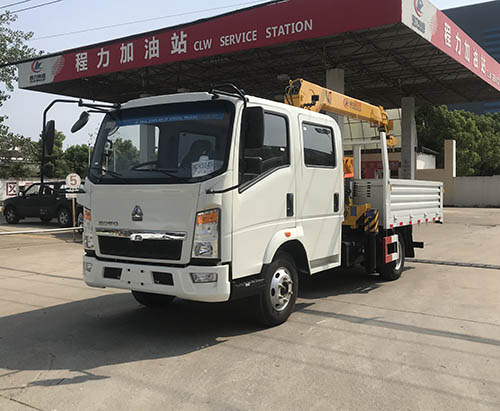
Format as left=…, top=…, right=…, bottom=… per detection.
left=83, top=256, right=231, bottom=302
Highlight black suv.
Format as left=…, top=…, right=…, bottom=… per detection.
left=3, top=182, right=82, bottom=227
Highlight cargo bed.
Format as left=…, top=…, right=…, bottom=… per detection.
left=353, top=178, right=444, bottom=229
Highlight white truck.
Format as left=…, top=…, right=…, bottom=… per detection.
left=77, top=81, right=443, bottom=326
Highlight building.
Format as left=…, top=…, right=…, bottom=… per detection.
left=445, top=0, right=500, bottom=113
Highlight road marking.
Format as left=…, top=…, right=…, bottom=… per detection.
left=408, top=258, right=500, bottom=271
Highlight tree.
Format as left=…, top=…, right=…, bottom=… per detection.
left=416, top=105, right=500, bottom=176
left=0, top=12, right=38, bottom=123
left=64, top=144, right=90, bottom=178
left=38, top=130, right=70, bottom=179
left=0, top=12, right=39, bottom=179
left=0, top=124, right=38, bottom=178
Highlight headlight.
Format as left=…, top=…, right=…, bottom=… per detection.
left=83, top=208, right=94, bottom=249
left=84, top=233, right=95, bottom=250
left=192, top=209, right=220, bottom=259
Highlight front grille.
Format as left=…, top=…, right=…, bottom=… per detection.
left=98, top=236, right=182, bottom=260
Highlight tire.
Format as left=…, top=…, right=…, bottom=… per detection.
left=256, top=252, right=298, bottom=327
left=57, top=208, right=71, bottom=227
left=40, top=217, right=52, bottom=223
left=4, top=206, right=19, bottom=224
left=131, top=290, right=175, bottom=308
left=379, top=234, right=405, bottom=281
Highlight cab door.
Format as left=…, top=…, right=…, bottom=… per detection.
left=39, top=184, right=58, bottom=218
left=296, top=114, right=343, bottom=273
left=232, top=109, right=295, bottom=279
left=19, top=184, right=41, bottom=217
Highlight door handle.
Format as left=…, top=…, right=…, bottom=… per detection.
left=286, top=193, right=294, bottom=217
left=334, top=193, right=340, bottom=213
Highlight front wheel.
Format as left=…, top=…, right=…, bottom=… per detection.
left=131, top=291, right=175, bottom=308
left=4, top=206, right=19, bottom=224
left=378, top=234, right=405, bottom=281
left=256, top=252, right=298, bottom=327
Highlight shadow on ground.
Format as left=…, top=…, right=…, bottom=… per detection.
left=2, top=265, right=496, bottom=390
left=0, top=268, right=385, bottom=382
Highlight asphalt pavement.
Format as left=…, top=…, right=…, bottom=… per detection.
left=0, top=209, right=499, bottom=410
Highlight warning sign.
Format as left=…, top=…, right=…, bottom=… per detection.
left=6, top=182, right=17, bottom=197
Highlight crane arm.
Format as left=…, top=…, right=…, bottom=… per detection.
left=284, top=78, right=393, bottom=133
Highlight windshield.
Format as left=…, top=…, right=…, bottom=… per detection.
left=89, top=100, right=235, bottom=184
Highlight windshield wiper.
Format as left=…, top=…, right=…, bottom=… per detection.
left=90, top=166, right=126, bottom=182
left=133, top=168, right=187, bottom=180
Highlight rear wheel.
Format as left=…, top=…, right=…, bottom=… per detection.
left=131, top=290, right=175, bottom=308
left=379, top=234, right=405, bottom=281
left=57, top=208, right=71, bottom=227
left=256, top=252, right=298, bottom=327
left=4, top=206, right=19, bottom=224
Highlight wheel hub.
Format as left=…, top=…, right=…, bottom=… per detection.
left=60, top=211, right=69, bottom=225
left=269, top=267, right=294, bottom=312
left=394, top=236, right=403, bottom=271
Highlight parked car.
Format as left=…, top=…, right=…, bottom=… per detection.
left=3, top=182, right=83, bottom=227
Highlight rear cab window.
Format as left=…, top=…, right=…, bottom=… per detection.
left=302, top=122, right=336, bottom=168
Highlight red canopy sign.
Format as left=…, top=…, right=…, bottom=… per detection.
left=18, top=0, right=401, bottom=88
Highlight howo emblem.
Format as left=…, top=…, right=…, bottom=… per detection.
left=132, top=205, right=143, bottom=221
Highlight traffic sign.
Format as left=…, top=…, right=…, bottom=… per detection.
left=65, top=173, right=81, bottom=189
left=6, top=182, right=17, bottom=197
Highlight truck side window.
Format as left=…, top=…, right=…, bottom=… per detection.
left=240, top=112, right=289, bottom=186
left=302, top=123, right=336, bottom=168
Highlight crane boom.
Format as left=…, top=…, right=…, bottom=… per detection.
left=284, top=78, right=393, bottom=133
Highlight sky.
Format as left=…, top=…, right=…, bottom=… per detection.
left=0, top=0, right=493, bottom=149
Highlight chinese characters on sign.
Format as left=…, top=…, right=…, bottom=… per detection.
left=443, top=20, right=500, bottom=86
left=145, top=36, right=160, bottom=60
left=171, top=31, right=188, bottom=55
left=120, top=42, right=134, bottom=64
left=75, top=52, right=88, bottom=72
left=69, top=19, right=315, bottom=80
left=97, top=48, right=109, bottom=69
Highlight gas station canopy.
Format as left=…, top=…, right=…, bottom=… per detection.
left=16, top=0, right=500, bottom=108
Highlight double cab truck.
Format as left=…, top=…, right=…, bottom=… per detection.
left=75, top=81, right=443, bottom=326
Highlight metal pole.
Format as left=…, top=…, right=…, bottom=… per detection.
left=72, top=197, right=76, bottom=241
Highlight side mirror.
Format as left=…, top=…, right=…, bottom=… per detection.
left=43, top=120, right=55, bottom=156
left=19, top=189, right=25, bottom=197
left=71, top=111, right=90, bottom=133
left=242, top=107, right=265, bottom=149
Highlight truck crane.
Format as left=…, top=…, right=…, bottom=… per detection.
left=71, top=80, right=443, bottom=327
left=284, top=78, right=398, bottom=178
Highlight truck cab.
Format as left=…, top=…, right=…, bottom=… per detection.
left=79, top=90, right=344, bottom=325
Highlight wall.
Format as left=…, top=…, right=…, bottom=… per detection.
left=416, top=139, right=500, bottom=207
left=453, top=176, right=500, bottom=207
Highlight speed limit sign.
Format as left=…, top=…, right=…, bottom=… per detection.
left=65, top=173, right=81, bottom=189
